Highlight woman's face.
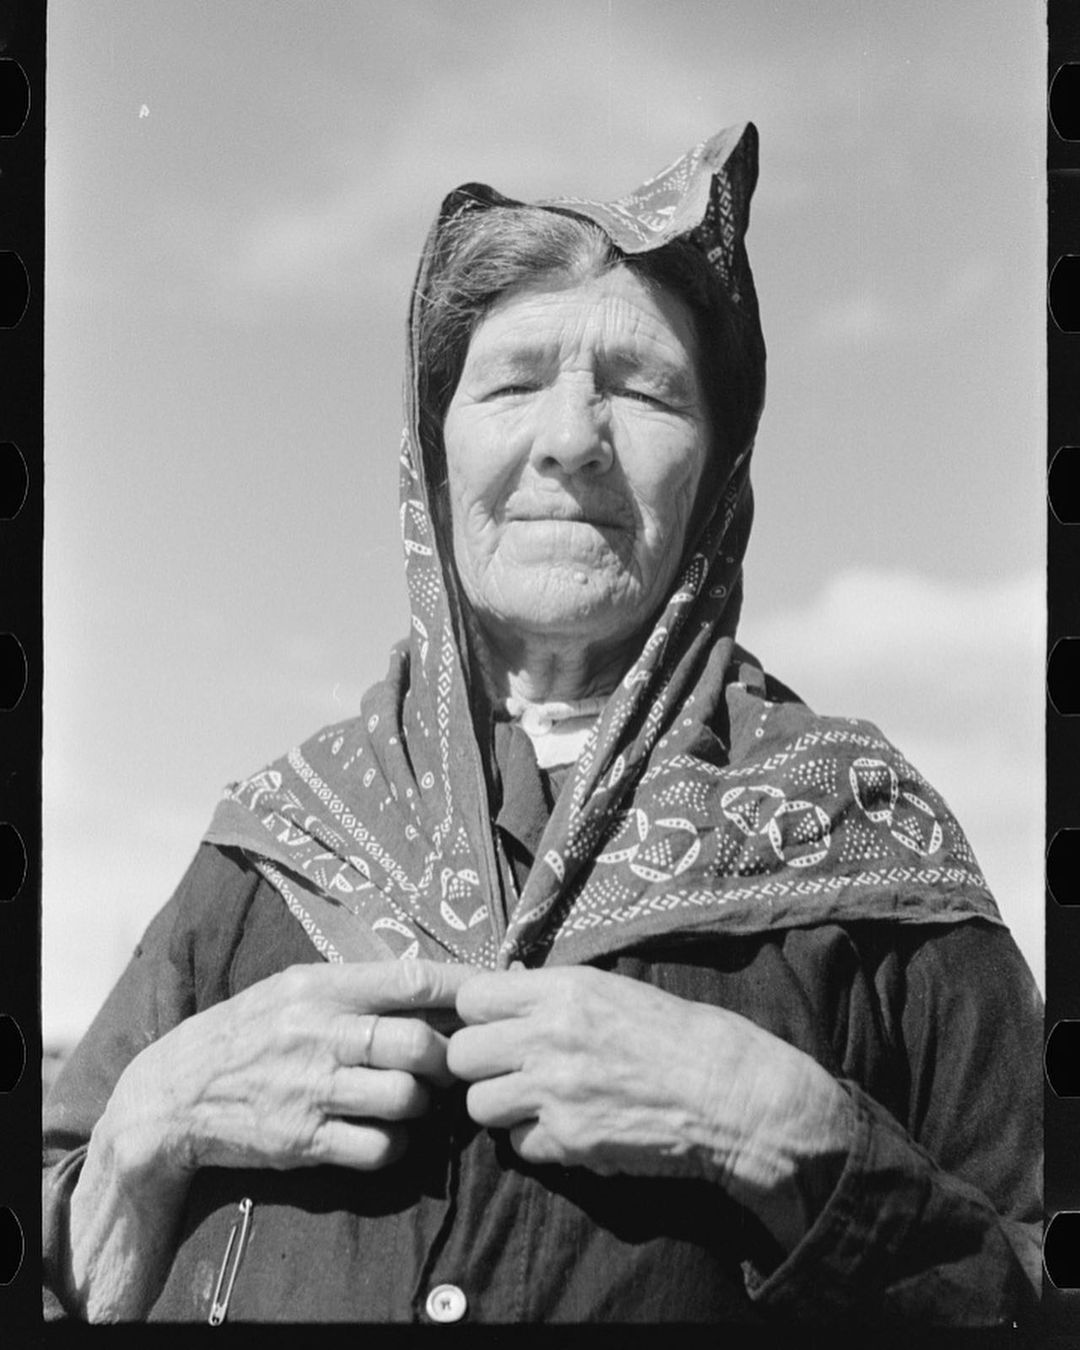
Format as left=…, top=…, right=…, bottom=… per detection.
left=442, top=266, right=710, bottom=659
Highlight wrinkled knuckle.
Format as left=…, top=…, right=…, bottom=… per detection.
left=306, top=1122, right=333, bottom=1166
left=397, top=958, right=432, bottom=1005
left=328, top=1013, right=354, bottom=1062
left=546, top=1058, right=580, bottom=1103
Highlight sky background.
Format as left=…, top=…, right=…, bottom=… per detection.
left=43, top=1, right=1046, bottom=1045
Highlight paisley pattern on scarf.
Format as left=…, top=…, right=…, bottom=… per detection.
left=204, top=124, right=1001, bottom=970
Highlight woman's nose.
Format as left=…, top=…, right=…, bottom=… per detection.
left=528, top=383, right=613, bottom=476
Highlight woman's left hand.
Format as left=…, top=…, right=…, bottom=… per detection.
left=447, top=966, right=855, bottom=1252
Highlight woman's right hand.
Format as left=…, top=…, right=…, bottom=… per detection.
left=100, top=958, right=478, bottom=1185
left=68, top=959, right=476, bottom=1321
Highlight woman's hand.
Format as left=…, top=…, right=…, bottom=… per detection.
left=447, top=966, right=855, bottom=1252
left=68, top=959, right=476, bottom=1321
left=106, top=958, right=478, bottom=1183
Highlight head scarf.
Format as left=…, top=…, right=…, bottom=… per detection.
left=205, top=124, right=1000, bottom=969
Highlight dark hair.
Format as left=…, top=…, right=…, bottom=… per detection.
left=416, top=204, right=763, bottom=532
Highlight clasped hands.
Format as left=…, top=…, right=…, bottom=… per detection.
left=113, top=959, right=853, bottom=1251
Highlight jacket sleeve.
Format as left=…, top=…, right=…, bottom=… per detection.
left=744, top=919, right=1043, bottom=1325
left=41, top=844, right=261, bottom=1319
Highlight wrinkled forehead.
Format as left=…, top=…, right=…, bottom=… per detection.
left=460, top=266, right=703, bottom=384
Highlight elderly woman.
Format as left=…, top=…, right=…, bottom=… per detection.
left=44, top=125, right=1041, bottom=1325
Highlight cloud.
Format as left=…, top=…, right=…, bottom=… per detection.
left=741, top=567, right=1041, bottom=690
left=738, top=567, right=1043, bottom=789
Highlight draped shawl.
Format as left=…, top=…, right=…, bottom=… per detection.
left=205, top=124, right=1001, bottom=970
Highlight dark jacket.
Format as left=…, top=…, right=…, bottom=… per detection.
left=43, top=839, right=1041, bottom=1325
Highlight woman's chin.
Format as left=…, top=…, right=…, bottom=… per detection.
left=481, top=575, right=650, bottom=649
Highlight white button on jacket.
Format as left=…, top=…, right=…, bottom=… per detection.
left=425, top=1283, right=468, bottom=1323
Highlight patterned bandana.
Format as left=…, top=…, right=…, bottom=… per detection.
left=204, top=124, right=1001, bottom=970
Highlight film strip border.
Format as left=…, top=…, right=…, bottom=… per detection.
left=1048, top=2, right=1080, bottom=1334
left=0, top=1, right=40, bottom=1338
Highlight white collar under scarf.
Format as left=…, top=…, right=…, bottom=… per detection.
left=504, top=694, right=607, bottom=769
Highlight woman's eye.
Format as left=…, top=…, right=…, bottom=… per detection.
left=486, top=383, right=537, bottom=398
left=617, top=388, right=667, bottom=408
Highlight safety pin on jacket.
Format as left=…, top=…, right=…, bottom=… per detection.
left=208, top=1197, right=253, bottom=1326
